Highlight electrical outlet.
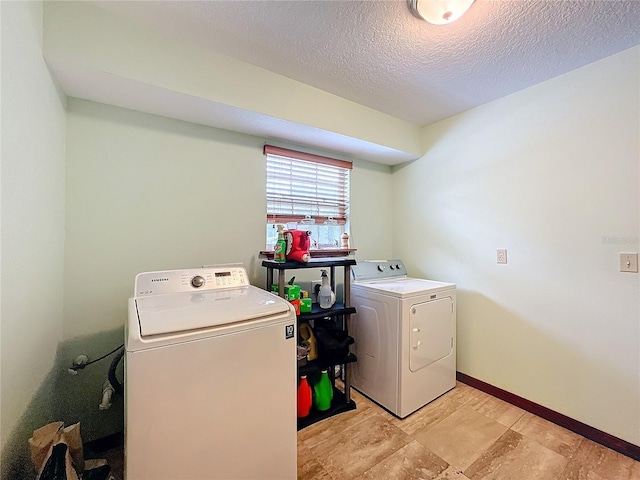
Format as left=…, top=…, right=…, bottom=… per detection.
left=620, top=253, right=638, bottom=273
left=68, top=354, right=89, bottom=375
left=73, top=354, right=88, bottom=367
left=497, top=249, right=507, bottom=264
left=311, top=280, right=322, bottom=299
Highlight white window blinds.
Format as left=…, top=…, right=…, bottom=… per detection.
left=264, top=145, right=351, bottom=225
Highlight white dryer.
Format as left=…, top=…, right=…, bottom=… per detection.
left=350, top=260, right=456, bottom=418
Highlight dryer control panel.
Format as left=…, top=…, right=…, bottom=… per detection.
left=134, top=265, right=249, bottom=296
left=351, top=259, right=408, bottom=282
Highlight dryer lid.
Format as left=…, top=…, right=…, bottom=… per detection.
left=352, top=277, right=455, bottom=298
left=135, top=286, right=290, bottom=337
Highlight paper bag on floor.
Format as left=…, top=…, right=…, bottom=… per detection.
left=82, top=460, right=111, bottom=480
left=28, top=422, right=84, bottom=480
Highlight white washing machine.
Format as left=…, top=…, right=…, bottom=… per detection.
left=350, top=260, right=456, bottom=418
left=126, top=265, right=297, bottom=480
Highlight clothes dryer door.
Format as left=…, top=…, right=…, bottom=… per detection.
left=409, top=296, right=454, bottom=372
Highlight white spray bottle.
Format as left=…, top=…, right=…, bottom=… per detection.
left=318, top=270, right=336, bottom=309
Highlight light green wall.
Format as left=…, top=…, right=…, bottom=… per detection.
left=64, top=99, right=267, bottom=338
left=1, top=1, right=67, bottom=477
left=351, top=159, right=394, bottom=260
left=64, top=99, right=393, bottom=339
left=393, top=46, right=640, bottom=445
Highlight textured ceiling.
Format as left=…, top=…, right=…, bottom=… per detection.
left=94, top=0, right=640, bottom=127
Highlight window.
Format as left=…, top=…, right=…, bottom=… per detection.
left=264, top=145, right=351, bottom=250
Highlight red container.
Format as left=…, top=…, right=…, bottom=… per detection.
left=285, top=230, right=311, bottom=263
left=297, top=375, right=312, bottom=417
left=290, top=299, right=301, bottom=315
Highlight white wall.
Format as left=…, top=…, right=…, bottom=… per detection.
left=392, top=46, right=640, bottom=445
left=0, top=0, right=67, bottom=474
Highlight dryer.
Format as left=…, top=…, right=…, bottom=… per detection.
left=350, top=260, right=456, bottom=418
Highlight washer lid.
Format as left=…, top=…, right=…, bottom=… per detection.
left=352, top=277, right=455, bottom=298
left=135, top=286, right=290, bottom=337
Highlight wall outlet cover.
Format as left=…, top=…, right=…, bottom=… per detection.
left=497, top=249, right=507, bottom=264
left=311, top=280, right=322, bottom=298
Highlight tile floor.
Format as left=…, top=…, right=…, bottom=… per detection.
left=297, top=382, right=640, bottom=480
left=102, top=382, right=640, bottom=480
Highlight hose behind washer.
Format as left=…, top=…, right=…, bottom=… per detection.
left=108, top=347, right=125, bottom=396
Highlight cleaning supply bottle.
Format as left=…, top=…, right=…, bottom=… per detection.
left=313, top=370, right=333, bottom=411
left=298, top=323, right=317, bottom=361
left=274, top=225, right=286, bottom=263
left=318, top=270, right=335, bottom=309
left=297, top=375, right=312, bottom=417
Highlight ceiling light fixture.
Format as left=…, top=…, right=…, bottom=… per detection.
left=408, top=0, right=475, bottom=25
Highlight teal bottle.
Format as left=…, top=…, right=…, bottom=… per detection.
left=313, top=370, right=333, bottom=411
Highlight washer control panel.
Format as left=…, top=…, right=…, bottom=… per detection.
left=134, top=265, right=248, bottom=296
left=352, top=259, right=408, bottom=282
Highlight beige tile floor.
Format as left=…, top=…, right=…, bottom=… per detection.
left=103, top=382, right=640, bottom=479
left=298, top=382, right=640, bottom=480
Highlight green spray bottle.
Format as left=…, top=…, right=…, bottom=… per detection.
left=274, top=225, right=286, bottom=263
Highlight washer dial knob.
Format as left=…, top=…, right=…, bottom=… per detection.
left=191, top=275, right=205, bottom=288
left=377, top=265, right=385, bottom=272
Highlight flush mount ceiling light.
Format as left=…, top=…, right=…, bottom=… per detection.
left=408, top=0, right=475, bottom=25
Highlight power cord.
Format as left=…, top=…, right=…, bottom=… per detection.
left=68, top=344, right=124, bottom=374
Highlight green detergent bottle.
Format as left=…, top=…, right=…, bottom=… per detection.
left=313, top=369, right=333, bottom=411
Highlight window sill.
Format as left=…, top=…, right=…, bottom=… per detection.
left=259, top=248, right=356, bottom=259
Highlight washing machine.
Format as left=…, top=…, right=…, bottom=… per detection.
left=350, top=259, right=456, bottom=418
left=126, top=264, right=297, bottom=479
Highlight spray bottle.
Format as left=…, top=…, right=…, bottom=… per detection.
left=274, top=225, right=286, bottom=263
left=318, top=270, right=335, bottom=309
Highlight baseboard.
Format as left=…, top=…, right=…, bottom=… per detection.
left=456, top=372, right=640, bottom=462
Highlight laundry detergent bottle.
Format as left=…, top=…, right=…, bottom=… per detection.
left=318, top=270, right=335, bottom=309
left=313, top=370, right=333, bottom=411
left=297, top=375, right=312, bottom=417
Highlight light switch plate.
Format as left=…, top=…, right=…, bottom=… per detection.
left=620, top=253, right=638, bottom=273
